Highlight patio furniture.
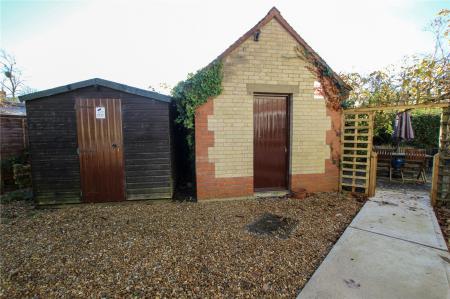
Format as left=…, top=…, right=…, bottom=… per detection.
left=402, top=149, right=427, bottom=183
left=375, top=148, right=395, bottom=181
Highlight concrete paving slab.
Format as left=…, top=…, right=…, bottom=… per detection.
left=350, top=190, right=447, bottom=250
left=298, top=227, right=450, bottom=299
left=298, top=188, right=449, bottom=299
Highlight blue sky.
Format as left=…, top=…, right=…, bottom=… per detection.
left=1, top=0, right=448, bottom=94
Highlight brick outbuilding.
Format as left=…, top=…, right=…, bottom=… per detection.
left=195, top=7, right=351, bottom=200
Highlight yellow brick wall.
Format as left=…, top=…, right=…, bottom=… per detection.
left=208, top=18, right=331, bottom=178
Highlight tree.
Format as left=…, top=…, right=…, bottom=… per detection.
left=428, top=9, right=449, bottom=62
left=1, top=50, right=25, bottom=99
left=340, top=10, right=449, bottom=149
left=340, top=10, right=449, bottom=109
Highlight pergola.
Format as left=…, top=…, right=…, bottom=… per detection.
left=339, top=102, right=450, bottom=207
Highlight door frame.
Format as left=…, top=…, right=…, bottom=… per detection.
left=253, top=93, right=291, bottom=192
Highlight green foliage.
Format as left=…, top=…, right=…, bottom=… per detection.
left=0, top=151, right=30, bottom=191
left=0, top=188, right=33, bottom=203
left=13, top=164, right=32, bottom=189
left=373, top=111, right=395, bottom=144
left=373, top=109, right=441, bottom=149
left=341, top=10, right=449, bottom=109
left=408, top=110, right=441, bottom=149
left=342, top=10, right=448, bottom=150
left=0, top=151, right=28, bottom=170
left=171, top=61, right=223, bottom=148
left=340, top=54, right=448, bottom=109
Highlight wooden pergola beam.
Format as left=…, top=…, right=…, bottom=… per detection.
left=345, top=102, right=450, bottom=113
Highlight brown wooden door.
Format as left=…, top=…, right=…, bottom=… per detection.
left=76, top=98, right=125, bottom=202
left=254, top=94, right=289, bottom=190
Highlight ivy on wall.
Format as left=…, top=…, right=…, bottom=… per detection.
left=172, top=61, right=223, bottom=149
left=295, top=46, right=348, bottom=110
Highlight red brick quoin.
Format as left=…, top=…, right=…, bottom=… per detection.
left=290, top=107, right=341, bottom=193
left=195, top=100, right=341, bottom=199
left=195, top=99, right=253, bottom=200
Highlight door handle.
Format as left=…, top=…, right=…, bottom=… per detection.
left=112, top=143, right=118, bottom=149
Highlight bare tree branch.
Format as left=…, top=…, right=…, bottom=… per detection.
left=1, top=49, right=25, bottom=98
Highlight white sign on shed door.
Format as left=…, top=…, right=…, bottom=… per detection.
left=96, top=106, right=106, bottom=119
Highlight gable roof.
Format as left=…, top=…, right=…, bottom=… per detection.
left=19, top=78, right=172, bottom=103
left=215, top=7, right=351, bottom=93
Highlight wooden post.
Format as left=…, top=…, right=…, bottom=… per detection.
left=366, top=112, right=374, bottom=195
left=21, top=118, right=27, bottom=149
left=431, top=153, right=440, bottom=207
left=368, top=151, right=378, bottom=197
left=339, top=112, right=344, bottom=192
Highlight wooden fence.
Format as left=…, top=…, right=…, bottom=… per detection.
left=434, top=108, right=450, bottom=206
left=0, top=115, right=28, bottom=159
left=340, top=111, right=374, bottom=194
left=0, top=115, right=28, bottom=193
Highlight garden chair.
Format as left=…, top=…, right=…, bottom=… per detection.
left=402, top=149, right=427, bottom=183
left=375, top=148, right=394, bottom=181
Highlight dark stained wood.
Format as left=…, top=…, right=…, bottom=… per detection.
left=0, top=115, right=28, bottom=158
left=0, top=115, right=28, bottom=193
left=26, top=85, right=173, bottom=205
left=26, top=96, right=81, bottom=204
left=253, top=94, right=289, bottom=190
left=76, top=98, right=125, bottom=202
left=122, top=96, right=173, bottom=200
left=26, top=86, right=173, bottom=204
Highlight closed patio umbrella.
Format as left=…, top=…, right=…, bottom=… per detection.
left=393, top=110, right=415, bottom=141
left=392, top=110, right=415, bottom=169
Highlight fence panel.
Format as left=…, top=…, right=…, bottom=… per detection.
left=437, top=107, right=450, bottom=206
left=0, top=115, right=28, bottom=193
left=340, top=112, right=374, bottom=194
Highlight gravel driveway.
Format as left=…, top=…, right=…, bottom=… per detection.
left=0, top=193, right=362, bottom=298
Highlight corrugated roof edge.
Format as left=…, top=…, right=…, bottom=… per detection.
left=19, top=78, right=172, bottom=103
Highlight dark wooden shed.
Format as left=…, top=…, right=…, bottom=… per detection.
left=19, top=78, right=173, bottom=205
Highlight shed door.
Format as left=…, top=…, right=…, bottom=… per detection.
left=254, top=94, right=289, bottom=190
left=76, top=98, right=125, bottom=202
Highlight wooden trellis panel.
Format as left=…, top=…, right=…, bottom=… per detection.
left=437, top=107, right=450, bottom=206
left=340, top=112, right=374, bottom=194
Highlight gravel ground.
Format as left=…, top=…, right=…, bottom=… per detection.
left=0, top=193, right=362, bottom=298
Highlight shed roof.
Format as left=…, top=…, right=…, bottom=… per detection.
left=215, top=7, right=351, bottom=93
left=19, top=78, right=172, bottom=103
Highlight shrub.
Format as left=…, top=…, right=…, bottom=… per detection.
left=373, top=109, right=441, bottom=149
left=12, top=164, right=32, bottom=189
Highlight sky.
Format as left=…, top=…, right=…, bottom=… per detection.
left=0, top=0, right=448, bottom=95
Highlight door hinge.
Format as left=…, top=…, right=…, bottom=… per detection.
left=76, top=148, right=80, bottom=155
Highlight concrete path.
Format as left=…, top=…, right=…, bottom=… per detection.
left=298, top=187, right=450, bottom=299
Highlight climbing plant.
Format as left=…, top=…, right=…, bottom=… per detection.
left=172, top=61, right=223, bottom=149
left=294, top=46, right=348, bottom=110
